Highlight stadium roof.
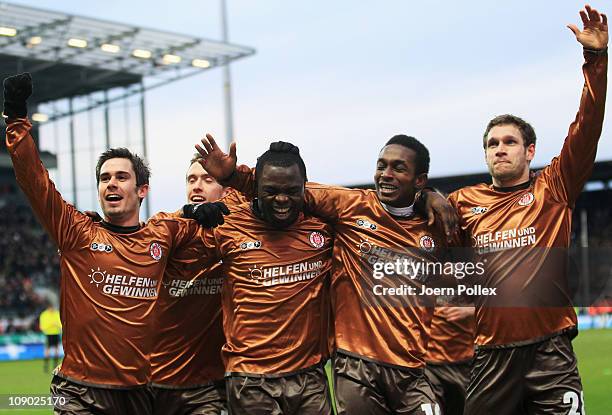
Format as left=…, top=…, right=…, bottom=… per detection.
left=0, top=1, right=255, bottom=119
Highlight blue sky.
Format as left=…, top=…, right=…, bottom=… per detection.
left=9, top=0, right=612, bottom=214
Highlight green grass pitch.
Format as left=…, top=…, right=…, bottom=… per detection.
left=0, top=329, right=609, bottom=414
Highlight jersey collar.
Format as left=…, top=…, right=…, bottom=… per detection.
left=492, top=179, right=532, bottom=193
left=380, top=202, right=415, bottom=218
left=101, top=220, right=141, bottom=234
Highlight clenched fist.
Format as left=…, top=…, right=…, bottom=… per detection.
left=3, top=72, right=33, bottom=118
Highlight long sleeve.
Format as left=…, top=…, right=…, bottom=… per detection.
left=545, top=51, right=608, bottom=206
left=6, top=118, right=91, bottom=251
left=225, top=164, right=257, bottom=199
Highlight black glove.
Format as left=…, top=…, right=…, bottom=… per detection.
left=3, top=73, right=33, bottom=118
left=269, top=141, right=300, bottom=154
left=183, top=202, right=230, bottom=228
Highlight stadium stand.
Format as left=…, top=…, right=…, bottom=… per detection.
left=0, top=197, right=59, bottom=332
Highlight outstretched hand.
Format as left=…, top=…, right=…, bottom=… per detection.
left=195, top=133, right=237, bottom=182
left=567, top=4, right=608, bottom=50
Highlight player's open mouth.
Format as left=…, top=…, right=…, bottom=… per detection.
left=105, top=194, right=123, bottom=205
left=378, top=183, right=398, bottom=195
left=273, top=206, right=292, bottom=219
left=190, top=195, right=205, bottom=203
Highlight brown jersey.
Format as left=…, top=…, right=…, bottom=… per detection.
left=303, top=185, right=449, bottom=368
left=6, top=119, right=201, bottom=387
left=150, top=192, right=248, bottom=388
left=449, top=52, right=607, bottom=347
left=150, top=260, right=225, bottom=387
left=228, top=168, right=451, bottom=368
left=195, top=202, right=333, bottom=376
left=425, top=308, right=475, bottom=364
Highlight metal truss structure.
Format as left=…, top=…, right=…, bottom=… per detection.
left=0, top=1, right=255, bottom=214
left=0, top=1, right=255, bottom=120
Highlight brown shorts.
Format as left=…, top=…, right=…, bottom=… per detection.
left=425, top=361, right=470, bottom=415
left=333, top=352, right=440, bottom=415
left=226, top=366, right=332, bottom=415
left=151, top=382, right=226, bottom=415
left=465, top=333, right=584, bottom=415
left=50, top=375, right=153, bottom=415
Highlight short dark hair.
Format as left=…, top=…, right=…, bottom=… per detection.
left=95, top=147, right=150, bottom=186
left=255, top=143, right=308, bottom=183
left=383, top=135, right=430, bottom=175
left=483, top=114, right=537, bottom=149
left=189, top=153, right=203, bottom=168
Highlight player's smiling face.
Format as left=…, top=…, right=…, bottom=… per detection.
left=97, top=158, right=148, bottom=227
left=485, top=124, right=535, bottom=187
left=186, top=162, right=226, bottom=203
left=375, top=144, right=426, bottom=207
left=256, top=163, right=305, bottom=228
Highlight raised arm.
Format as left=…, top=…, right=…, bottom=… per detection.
left=4, top=73, right=90, bottom=251
left=551, top=5, right=608, bottom=205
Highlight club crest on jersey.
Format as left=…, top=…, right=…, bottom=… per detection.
left=90, top=242, right=113, bottom=253
left=471, top=206, right=488, bottom=215
left=240, top=240, right=262, bottom=250
left=419, top=235, right=435, bottom=252
left=149, top=242, right=163, bottom=261
left=517, top=192, right=535, bottom=206
left=356, top=219, right=377, bottom=230
left=309, top=231, right=326, bottom=248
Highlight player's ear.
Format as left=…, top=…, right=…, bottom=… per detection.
left=526, top=143, right=535, bottom=162
left=415, top=173, right=428, bottom=189
left=137, top=184, right=150, bottom=200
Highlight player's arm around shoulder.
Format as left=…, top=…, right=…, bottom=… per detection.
left=416, top=188, right=460, bottom=243
left=153, top=204, right=227, bottom=266
left=304, top=182, right=372, bottom=224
